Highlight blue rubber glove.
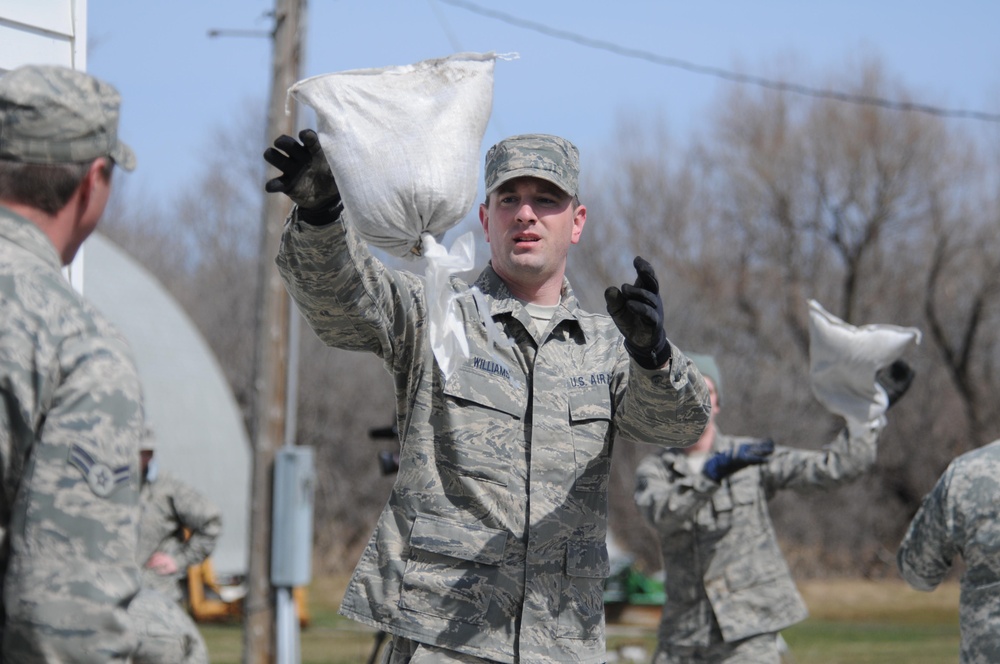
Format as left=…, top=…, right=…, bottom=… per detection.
left=604, top=256, right=671, bottom=370
left=703, top=439, right=775, bottom=482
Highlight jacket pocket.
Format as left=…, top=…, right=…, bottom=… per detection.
left=568, top=385, right=612, bottom=492
left=710, top=469, right=758, bottom=520
left=399, top=515, right=507, bottom=625
left=557, top=540, right=611, bottom=639
left=723, top=545, right=788, bottom=592
left=439, top=365, right=526, bottom=486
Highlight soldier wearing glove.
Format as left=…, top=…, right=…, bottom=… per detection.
left=703, top=438, right=776, bottom=482
left=266, top=129, right=710, bottom=663
left=605, top=256, right=672, bottom=370
left=876, top=359, right=915, bottom=409
left=264, top=129, right=337, bottom=207
left=635, top=354, right=914, bottom=664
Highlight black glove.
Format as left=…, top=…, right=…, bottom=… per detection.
left=263, top=129, right=339, bottom=210
left=703, top=439, right=775, bottom=482
left=604, top=256, right=671, bottom=370
left=876, top=359, right=915, bottom=409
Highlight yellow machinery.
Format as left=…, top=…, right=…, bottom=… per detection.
left=186, top=557, right=310, bottom=628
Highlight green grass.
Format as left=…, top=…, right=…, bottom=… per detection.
left=201, top=613, right=383, bottom=664
left=781, top=621, right=960, bottom=664
left=777, top=578, right=961, bottom=664
left=200, top=574, right=380, bottom=664
left=199, top=577, right=962, bottom=663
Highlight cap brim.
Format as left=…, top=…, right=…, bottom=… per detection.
left=486, top=167, right=573, bottom=197
left=111, top=141, right=137, bottom=172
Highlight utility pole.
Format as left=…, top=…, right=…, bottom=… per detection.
left=244, top=0, right=305, bottom=661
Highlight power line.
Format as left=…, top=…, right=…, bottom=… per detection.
left=439, top=0, right=1000, bottom=124
left=426, top=0, right=464, bottom=54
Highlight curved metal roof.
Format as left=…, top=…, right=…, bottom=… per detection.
left=82, top=232, right=251, bottom=577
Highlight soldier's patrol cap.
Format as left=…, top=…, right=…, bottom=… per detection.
left=139, top=426, right=157, bottom=451
left=484, top=133, right=578, bottom=198
left=0, top=64, right=136, bottom=171
left=689, top=353, right=723, bottom=405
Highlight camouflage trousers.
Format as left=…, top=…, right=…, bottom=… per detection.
left=129, top=588, right=209, bottom=664
left=654, top=632, right=780, bottom=664
left=381, top=635, right=503, bottom=663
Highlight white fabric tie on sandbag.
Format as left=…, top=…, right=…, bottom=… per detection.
left=808, top=299, right=921, bottom=423
left=289, top=52, right=496, bottom=258
left=422, top=232, right=514, bottom=382
left=423, top=231, right=475, bottom=381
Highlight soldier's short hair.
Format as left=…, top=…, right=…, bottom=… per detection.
left=0, top=160, right=113, bottom=214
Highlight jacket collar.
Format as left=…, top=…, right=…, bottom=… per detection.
left=473, top=263, right=587, bottom=340
left=0, top=205, right=62, bottom=272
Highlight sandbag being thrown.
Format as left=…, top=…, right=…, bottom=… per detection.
left=289, top=52, right=496, bottom=257
left=807, top=299, right=921, bottom=423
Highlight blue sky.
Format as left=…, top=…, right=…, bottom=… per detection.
left=87, top=0, right=1000, bottom=205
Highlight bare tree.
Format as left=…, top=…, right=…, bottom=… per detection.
left=578, top=57, right=1000, bottom=577
left=101, top=57, right=1000, bottom=580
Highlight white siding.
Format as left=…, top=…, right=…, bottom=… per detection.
left=0, top=0, right=86, bottom=72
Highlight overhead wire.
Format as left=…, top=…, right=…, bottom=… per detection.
left=427, top=0, right=509, bottom=138
left=426, top=0, right=464, bottom=54
left=438, top=0, right=1000, bottom=123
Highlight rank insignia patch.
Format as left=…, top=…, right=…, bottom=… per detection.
left=69, top=444, right=131, bottom=497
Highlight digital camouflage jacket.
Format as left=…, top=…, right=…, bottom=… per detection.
left=276, top=208, right=710, bottom=664
left=898, top=439, right=1000, bottom=664
left=635, top=422, right=882, bottom=652
left=138, top=470, right=221, bottom=602
left=1, top=206, right=144, bottom=662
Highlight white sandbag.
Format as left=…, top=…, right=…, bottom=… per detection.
left=289, top=52, right=496, bottom=257
left=808, top=299, right=921, bottom=422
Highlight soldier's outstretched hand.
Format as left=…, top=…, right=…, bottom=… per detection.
left=263, top=128, right=339, bottom=209
left=605, top=256, right=671, bottom=370
left=703, top=439, right=775, bottom=482
left=877, top=360, right=915, bottom=409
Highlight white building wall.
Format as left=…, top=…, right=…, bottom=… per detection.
left=1, top=3, right=252, bottom=578
left=0, top=0, right=86, bottom=72
left=1, top=0, right=88, bottom=287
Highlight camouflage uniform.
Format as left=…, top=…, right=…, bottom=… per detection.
left=897, top=439, right=1000, bottom=664
left=138, top=470, right=222, bottom=602
left=0, top=205, right=144, bottom=661
left=128, top=588, right=209, bottom=664
left=634, top=422, right=883, bottom=663
left=0, top=66, right=143, bottom=663
left=274, top=136, right=710, bottom=663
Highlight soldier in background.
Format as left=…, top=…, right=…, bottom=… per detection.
left=897, top=440, right=1000, bottom=664
left=0, top=64, right=144, bottom=662
left=128, top=588, right=209, bottom=664
left=634, top=353, right=913, bottom=664
left=137, top=428, right=222, bottom=604
left=263, top=129, right=711, bottom=663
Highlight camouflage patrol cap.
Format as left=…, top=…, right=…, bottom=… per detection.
left=0, top=64, right=136, bottom=171
left=689, top=353, right=723, bottom=405
left=484, top=133, right=578, bottom=198
left=139, top=426, right=156, bottom=451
